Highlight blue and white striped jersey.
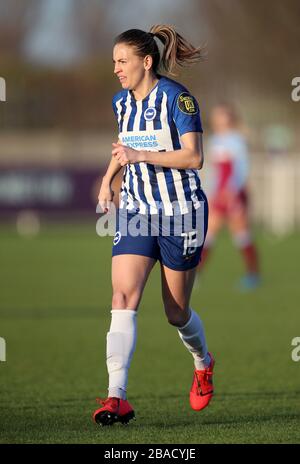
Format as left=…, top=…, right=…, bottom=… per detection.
left=112, top=76, right=203, bottom=216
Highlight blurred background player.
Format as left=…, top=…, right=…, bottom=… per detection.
left=197, top=103, right=261, bottom=290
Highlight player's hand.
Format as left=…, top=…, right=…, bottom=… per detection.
left=98, top=181, right=114, bottom=214
left=112, top=143, right=143, bottom=166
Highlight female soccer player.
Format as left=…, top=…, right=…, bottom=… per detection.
left=93, top=25, right=214, bottom=426
left=196, top=103, right=260, bottom=289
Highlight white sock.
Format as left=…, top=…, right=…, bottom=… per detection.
left=177, top=308, right=210, bottom=370
left=106, top=309, right=137, bottom=400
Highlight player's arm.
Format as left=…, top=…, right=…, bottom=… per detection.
left=112, top=132, right=204, bottom=170
left=98, top=141, right=123, bottom=212
left=102, top=153, right=124, bottom=186
left=142, top=132, right=204, bottom=170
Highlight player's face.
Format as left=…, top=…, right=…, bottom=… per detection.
left=210, top=107, right=232, bottom=133
left=113, top=44, right=146, bottom=91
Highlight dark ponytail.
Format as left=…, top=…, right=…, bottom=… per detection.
left=150, top=24, right=205, bottom=75
left=114, top=25, right=205, bottom=76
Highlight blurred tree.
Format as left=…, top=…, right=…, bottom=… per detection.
left=194, top=0, right=300, bottom=81
left=0, top=0, right=38, bottom=57
left=0, top=0, right=299, bottom=132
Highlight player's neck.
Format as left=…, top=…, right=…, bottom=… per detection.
left=132, top=74, right=159, bottom=101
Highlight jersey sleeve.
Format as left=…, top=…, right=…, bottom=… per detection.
left=112, top=97, right=118, bottom=123
left=112, top=93, right=123, bottom=132
left=172, top=91, right=203, bottom=136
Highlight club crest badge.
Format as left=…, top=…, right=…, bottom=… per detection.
left=113, top=231, right=122, bottom=245
left=144, top=107, right=157, bottom=121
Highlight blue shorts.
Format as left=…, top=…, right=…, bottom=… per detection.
left=112, top=194, right=208, bottom=271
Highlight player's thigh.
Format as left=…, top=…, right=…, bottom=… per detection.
left=207, top=206, right=225, bottom=238
left=160, top=263, right=196, bottom=326
left=112, top=254, right=156, bottom=310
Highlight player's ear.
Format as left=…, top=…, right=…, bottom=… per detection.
left=143, top=55, right=153, bottom=71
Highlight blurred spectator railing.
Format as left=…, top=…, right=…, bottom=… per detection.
left=0, top=131, right=299, bottom=234
left=250, top=155, right=300, bottom=235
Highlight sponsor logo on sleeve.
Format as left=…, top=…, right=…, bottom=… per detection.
left=177, top=92, right=198, bottom=115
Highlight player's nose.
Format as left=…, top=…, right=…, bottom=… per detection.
left=114, top=64, right=121, bottom=74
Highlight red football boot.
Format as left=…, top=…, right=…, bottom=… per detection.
left=93, top=397, right=135, bottom=426
left=190, top=352, right=215, bottom=411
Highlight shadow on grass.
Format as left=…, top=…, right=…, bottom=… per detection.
left=2, top=389, right=299, bottom=410
left=129, top=390, right=300, bottom=401
left=133, top=412, right=300, bottom=429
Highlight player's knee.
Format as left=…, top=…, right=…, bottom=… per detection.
left=111, top=291, right=128, bottom=309
left=112, top=290, right=140, bottom=310
left=232, top=230, right=251, bottom=248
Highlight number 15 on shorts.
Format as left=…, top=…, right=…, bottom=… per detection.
left=181, top=231, right=203, bottom=256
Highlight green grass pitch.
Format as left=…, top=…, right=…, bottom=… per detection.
left=0, top=222, right=299, bottom=444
